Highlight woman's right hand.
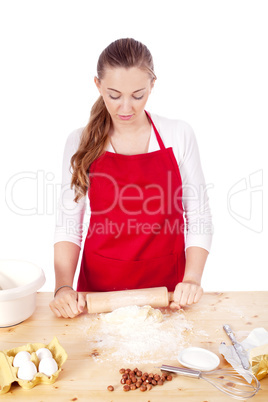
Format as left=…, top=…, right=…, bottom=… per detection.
left=49, top=287, right=86, bottom=318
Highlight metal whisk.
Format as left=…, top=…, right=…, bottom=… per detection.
left=160, top=365, right=260, bottom=400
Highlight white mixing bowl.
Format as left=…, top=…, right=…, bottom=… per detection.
left=0, top=260, right=46, bottom=327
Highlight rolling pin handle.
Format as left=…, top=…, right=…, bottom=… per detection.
left=168, top=292, right=174, bottom=302
left=87, top=287, right=172, bottom=314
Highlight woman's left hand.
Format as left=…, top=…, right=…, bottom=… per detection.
left=169, top=281, right=203, bottom=309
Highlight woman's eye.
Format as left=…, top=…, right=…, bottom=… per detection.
left=108, top=94, right=144, bottom=100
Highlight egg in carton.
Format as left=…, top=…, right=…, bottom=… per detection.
left=0, top=337, right=67, bottom=394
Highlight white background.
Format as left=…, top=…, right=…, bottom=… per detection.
left=0, top=0, right=267, bottom=292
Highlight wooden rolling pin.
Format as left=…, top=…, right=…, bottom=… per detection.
left=86, top=286, right=174, bottom=314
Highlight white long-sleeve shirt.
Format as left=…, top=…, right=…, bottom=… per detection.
left=54, top=112, right=213, bottom=252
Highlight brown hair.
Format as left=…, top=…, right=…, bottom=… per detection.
left=70, top=38, right=156, bottom=202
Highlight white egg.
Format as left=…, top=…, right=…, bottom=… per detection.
left=36, top=347, right=53, bottom=360
left=17, top=361, right=37, bottom=381
left=13, top=351, right=31, bottom=367
left=38, top=357, right=58, bottom=377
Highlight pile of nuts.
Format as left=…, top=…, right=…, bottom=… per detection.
left=107, top=367, right=172, bottom=392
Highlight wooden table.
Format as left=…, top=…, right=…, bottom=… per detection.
left=0, top=292, right=268, bottom=401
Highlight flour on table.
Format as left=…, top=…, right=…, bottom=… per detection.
left=100, top=305, right=163, bottom=324
left=79, top=307, right=194, bottom=364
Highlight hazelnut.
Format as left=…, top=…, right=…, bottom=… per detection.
left=107, top=385, right=114, bottom=391
left=140, top=385, right=147, bottom=392
left=123, top=384, right=130, bottom=392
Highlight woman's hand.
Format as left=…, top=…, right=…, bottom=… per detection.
left=169, top=280, right=203, bottom=309
left=49, top=288, right=86, bottom=318
left=170, top=246, right=208, bottom=309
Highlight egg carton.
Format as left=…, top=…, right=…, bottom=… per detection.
left=0, top=337, right=67, bottom=394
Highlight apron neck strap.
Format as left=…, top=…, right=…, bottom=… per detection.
left=145, top=110, right=166, bottom=150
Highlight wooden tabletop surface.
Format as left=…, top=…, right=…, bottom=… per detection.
left=0, top=291, right=268, bottom=401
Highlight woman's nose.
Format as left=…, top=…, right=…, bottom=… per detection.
left=119, top=98, right=133, bottom=113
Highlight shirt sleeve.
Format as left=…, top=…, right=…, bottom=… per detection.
left=174, top=121, right=213, bottom=252
left=54, top=127, right=87, bottom=248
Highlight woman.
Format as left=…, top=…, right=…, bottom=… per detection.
left=50, top=38, right=212, bottom=318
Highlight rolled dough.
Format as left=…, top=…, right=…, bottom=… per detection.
left=100, top=305, right=163, bottom=324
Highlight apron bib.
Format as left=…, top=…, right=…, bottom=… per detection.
left=77, top=111, right=185, bottom=292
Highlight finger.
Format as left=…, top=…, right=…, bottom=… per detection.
left=49, top=302, right=61, bottom=318
left=185, top=285, right=203, bottom=305
left=54, top=297, right=75, bottom=318
left=179, top=285, right=190, bottom=306
left=77, top=293, right=86, bottom=312
left=55, top=291, right=79, bottom=317
left=169, top=301, right=181, bottom=310
left=50, top=296, right=73, bottom=318
left=66, top=294, right=80, bottom=316
left=186, top=289, right=196, bottom=306
left=53, top=307, right=62, bottom=318
left=56, top=303, right=71, bottom=318
left=173, top=283, right=184, bottom=306
left=193, top=287, right=203, bottom=303
left=53, top=306, right=68, bottom=318
left=185, top=283, right=200, bottom=305
left=63, top=302, right=78, bottom=318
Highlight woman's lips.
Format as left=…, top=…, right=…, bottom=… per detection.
left=118, top=114, right=133, bottom=120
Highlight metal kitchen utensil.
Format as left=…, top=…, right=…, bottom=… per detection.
left=223, top=324, right=250, bottom=370
left=159, top=365, right=260, bottom=400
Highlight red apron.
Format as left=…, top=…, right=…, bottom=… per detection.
left=77, top=111, right=185, bottom=292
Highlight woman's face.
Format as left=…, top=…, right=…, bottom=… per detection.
left=94, top=66, right=154, bottom=125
